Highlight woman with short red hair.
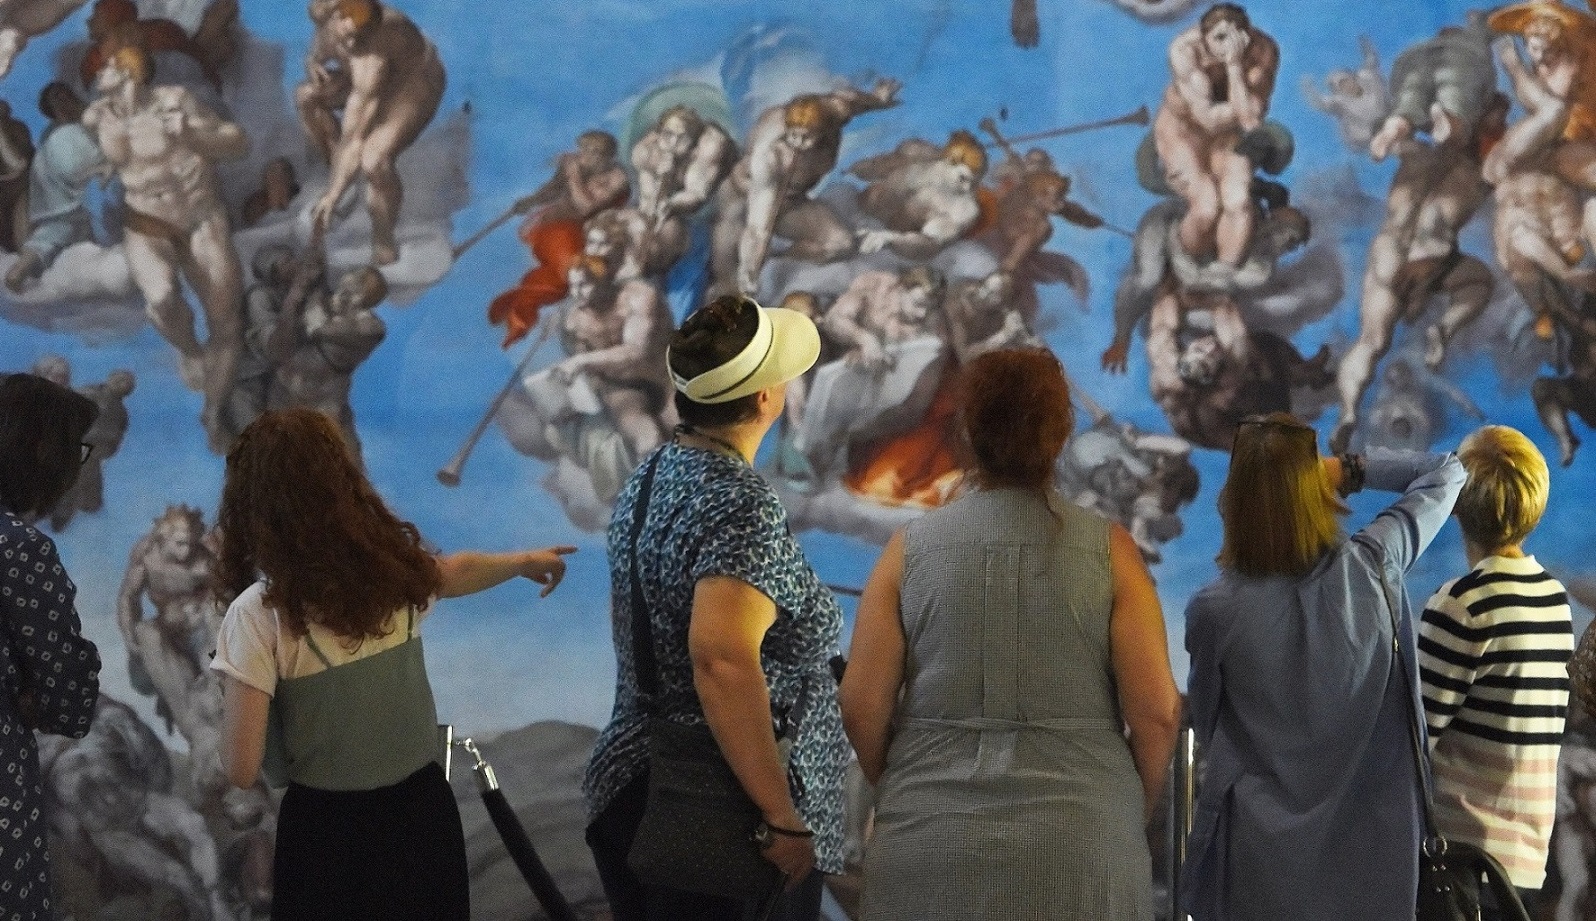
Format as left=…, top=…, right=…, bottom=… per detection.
left=841, top=347, right=1181, bottom=919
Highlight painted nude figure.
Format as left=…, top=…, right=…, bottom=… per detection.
left=852, top=130, right=987, bottom=261
left=83, top=43, right=247, bottom=454
left=490, top=130, right=629, bottom=346
left=712, top=78, right=901, bottom=295
left=1153, top=2, right=1279, bottom=267
left=306, top=0, right=446, bottom=266
left=629, top=104, right=735, bottom=275
left=1302, top=36, right=1390, bottom=151
left=1330, top=20, right=1502, bottom=454
left=547, top=256, right=675, bottom=462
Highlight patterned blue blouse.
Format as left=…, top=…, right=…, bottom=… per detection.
left=1, top=511, right=101, bottom=921
left=583, top=442, right=849, bottom=875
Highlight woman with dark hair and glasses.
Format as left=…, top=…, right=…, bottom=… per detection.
left=840, top=347, right=1181, bottom=919
left=1182, top=413, right=1465, bottom=921
left=210, top=407, right=574, bottom=920
left=0, top=373, right=103, bottom=919
left=584, top=294, right=847, bottom=920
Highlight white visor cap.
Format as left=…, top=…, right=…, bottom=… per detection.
left=668, top=302, right=821, bottom=404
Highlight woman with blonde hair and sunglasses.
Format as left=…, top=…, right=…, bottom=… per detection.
left=1182, top=413, right=1465, bottom=921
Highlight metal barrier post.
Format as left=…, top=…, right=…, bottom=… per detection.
left=450, top=734, right=580, bottom=921
left=1168, top=725, right=1196, bottom=921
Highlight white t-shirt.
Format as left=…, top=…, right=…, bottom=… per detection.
left=210, top=580, right=433, bottom=696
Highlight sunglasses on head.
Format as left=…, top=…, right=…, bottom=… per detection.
left=1233, top=414, right=1316, bottom=450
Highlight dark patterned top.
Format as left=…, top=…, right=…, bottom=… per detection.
left=582, top=442, right=848, bottom=874
left=0, top=511, right=100, bottom=921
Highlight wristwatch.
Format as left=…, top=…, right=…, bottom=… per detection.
left=752, top=820, right=814, bottom=847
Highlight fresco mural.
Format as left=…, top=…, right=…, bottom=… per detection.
left=3, top=0, right=1596, bottom=917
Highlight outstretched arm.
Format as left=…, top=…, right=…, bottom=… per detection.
left=822, top=77, right=902, bottom=123
left=1104, top=215, right=1171, bottom=371
left=738, top=136, right=785, bottom=294
left=435, top=546, right=577, bottom=599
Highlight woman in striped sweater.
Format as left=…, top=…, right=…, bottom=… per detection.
left=1418, top=425, right=1573, bottom=919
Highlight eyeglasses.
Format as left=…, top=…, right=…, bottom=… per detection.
left=79, top=442, right=92, bottom=464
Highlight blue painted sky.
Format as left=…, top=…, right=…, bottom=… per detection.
left=1, top=0, right=1590, bottom=737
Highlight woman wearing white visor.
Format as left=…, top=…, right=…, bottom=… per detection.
left=584, top=295, right=849, bottom=920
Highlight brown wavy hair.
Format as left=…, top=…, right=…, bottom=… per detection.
left=212, top=408, right=440, bottom=641
left=957, top=347, right=1075, bottom=489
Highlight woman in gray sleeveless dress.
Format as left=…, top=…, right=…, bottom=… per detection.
left=840, top=348, right=1182, bottom=920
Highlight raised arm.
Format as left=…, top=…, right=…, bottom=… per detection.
left=820, top=77, right=902, bottom=123
left=840, top=530, right=906, bottom=784
left=1108, top=522, right=1182, bottom=819
left=632, top=136, right=667, bottom=219
left=1349, top=449, right=1467, bottom=574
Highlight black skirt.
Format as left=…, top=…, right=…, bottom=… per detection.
left=273, top=761, right=468, bottom=921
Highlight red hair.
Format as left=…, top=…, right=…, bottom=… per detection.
left=957, top=347, right=1074, bottom=489
left=212, top=408, right=440, bottom=642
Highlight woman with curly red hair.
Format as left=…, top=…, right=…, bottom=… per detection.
left=210, top=407, right=575, bottom=920
left=840, top=347, right=1182, bottom=918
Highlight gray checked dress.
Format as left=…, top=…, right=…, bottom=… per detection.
left=861, top=487, right=1152, bottom=920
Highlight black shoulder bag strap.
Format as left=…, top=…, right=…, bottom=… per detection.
left=628, top=450, right=666, bottom=711
left=1379, top=570, right=1530, bottom=921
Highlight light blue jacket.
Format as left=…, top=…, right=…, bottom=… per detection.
left=1183, top=450, right=1467, bottom=921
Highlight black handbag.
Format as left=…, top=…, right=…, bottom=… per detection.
left=1380, top=575, right=1531, bottom=921
left=620, top=451, right=785, bottom=903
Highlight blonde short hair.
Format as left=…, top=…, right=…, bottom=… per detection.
left=1454, top=425, right=1549, bottom=550
left=1218, top=413, right=1345, bottom=577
